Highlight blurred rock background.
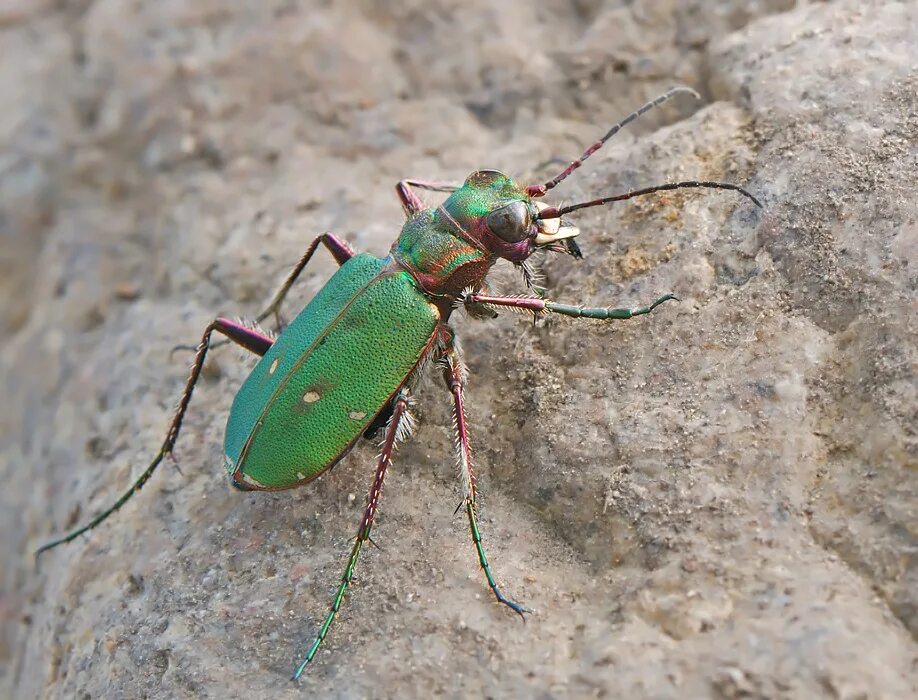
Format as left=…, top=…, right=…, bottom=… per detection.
left=1, top=1, right=915, bottom=697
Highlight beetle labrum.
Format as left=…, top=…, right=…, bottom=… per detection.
left=37, top=86, right=761, bottom=679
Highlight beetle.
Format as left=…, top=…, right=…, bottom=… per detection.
left=37, top=86, right=761, bottom=679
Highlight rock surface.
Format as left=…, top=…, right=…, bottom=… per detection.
left=2, top=1, right=915, bottom=698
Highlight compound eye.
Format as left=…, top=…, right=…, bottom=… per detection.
left=486, top=201, right=531, bottom=242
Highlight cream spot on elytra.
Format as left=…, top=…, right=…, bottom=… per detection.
left=303, top=391, right=320, bottom=403
left=242, top=473, right=267, bottom=489
left=297, top=472, right=306, bottom=480
left=348, top=410, right=367, bottom=421
left=268, top=358, right=279, bottom=374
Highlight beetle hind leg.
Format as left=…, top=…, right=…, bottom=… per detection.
left=36, top=318, right=273, bottom=557
left=292, top=389, right=413, bottom=679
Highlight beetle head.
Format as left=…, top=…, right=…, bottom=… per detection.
left=440, top=170, right=579, bottom=264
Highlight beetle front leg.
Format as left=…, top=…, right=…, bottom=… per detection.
left=292, top=389, right=413, bottom=679
left=438, top=329, right=527, bottom=619
left=36, top=318, right=273, bottom=557
left=396, top=178, right=460, bottom=217
left=467, top=292, right=678, bottom=321
left=461, top=283, right=499, bottom=320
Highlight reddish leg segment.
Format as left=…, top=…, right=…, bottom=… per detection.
left=396, top=178, right=459, bottom=216
left=36, top=318, right=274, bottom=556
left=439, top=329, right=527, bottom=618
left=292, top=390, right=413, bottom=679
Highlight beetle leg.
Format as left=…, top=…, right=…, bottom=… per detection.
left=196, top=233, right=355, bottom=354
left=293, top=390, right=413, bottom=679
left=36, top=318, right=272, bottom=557
left=461, top=283, right=499, bottom=320
left=255, top=232, right=355, bottom=330
left=467, top=292, right=678, bottom=321
left=396, top=178, right=459, bottom=216
left=439, top=329, right=528, bottom=619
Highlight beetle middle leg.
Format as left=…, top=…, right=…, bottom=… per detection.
left=438, top=328, right=527, bottom=619
left=36, top=318, right=274, bottom=557
left=396, top=178, right=460, bottom=216
left=293, top=389, right=413, bottom=679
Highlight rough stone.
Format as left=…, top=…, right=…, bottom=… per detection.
left=3, top=1, right=915, bottom=698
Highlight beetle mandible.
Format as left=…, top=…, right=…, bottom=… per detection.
left=37, top=86, right=762, bottom=679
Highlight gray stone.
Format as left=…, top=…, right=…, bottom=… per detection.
left=3, top=1, right=915, bottom=697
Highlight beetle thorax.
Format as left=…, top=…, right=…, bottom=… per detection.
left=390, top=169, right=581, bottom=302
left=389, top=208, right=495, bottom=299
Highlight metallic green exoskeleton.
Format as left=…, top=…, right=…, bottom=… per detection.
left=224, top=254, right=439, bottom=491
left=37, top=87, right=761, bottom=679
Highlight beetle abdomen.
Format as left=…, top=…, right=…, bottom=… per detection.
left=224, top=254, right=439, bottom=490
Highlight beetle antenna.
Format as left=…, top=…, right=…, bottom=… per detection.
left=535, top=180, right=762, bottom=220
left=526, top=86, right=701, bottom=197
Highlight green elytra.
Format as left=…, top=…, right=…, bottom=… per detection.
left=35, top=87, right=762, bottom=680
left=224, top=254, right=439, bottom=490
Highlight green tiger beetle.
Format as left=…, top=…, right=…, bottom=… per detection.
left=37, top=86, right=761, bottom=679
